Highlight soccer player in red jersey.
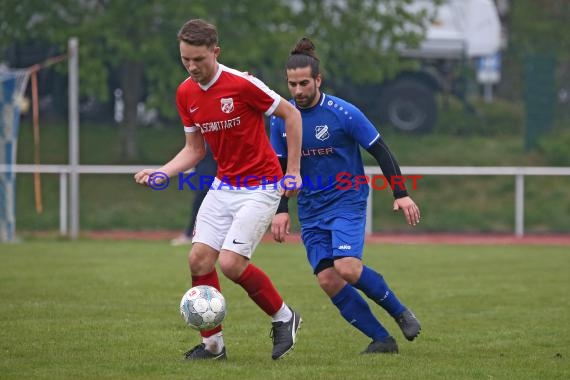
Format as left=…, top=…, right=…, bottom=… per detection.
left=135, top=19, right=303, bottom=361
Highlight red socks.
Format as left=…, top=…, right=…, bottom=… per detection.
left=235, top=264, right=283, bottom=316
left=191, top=264, right=284, bottom=337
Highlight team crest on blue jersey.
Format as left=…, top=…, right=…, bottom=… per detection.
left=315, top=125, right=330, bottom=141
left=220, top=98, right=234, bottom=114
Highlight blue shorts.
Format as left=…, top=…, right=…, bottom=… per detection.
left=301, top=212, right=366, bottom=274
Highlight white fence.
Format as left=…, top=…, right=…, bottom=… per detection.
left=2, top=164, right=570, bottom=239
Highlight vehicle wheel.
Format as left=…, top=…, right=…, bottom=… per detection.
left=379, top=79, right=437, bottom=133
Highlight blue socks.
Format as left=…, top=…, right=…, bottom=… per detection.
left=331, top=284, right=389, bottom=341
left=354, top=266, right=406, bottom=317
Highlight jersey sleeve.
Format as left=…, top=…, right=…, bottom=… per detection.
left=241, top=74, right=281, bottom=117
left=344, top=103, right=381, bottom=148
left=175, top=82, right=196, bottom=133
left=269, top=115, right=287, bottom=157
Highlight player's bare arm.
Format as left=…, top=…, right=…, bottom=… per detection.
left=273, top=97, right=302, bottom=197
left=271, top=155, right=292, bottom=243
left=134, top=131, right=206, bottom=186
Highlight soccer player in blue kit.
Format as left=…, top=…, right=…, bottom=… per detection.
left=270, top=38, right=421, bottom=354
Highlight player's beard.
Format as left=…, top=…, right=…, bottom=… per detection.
left=295, top=87, right=318, bottom=109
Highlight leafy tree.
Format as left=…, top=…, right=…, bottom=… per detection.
left=1, top=0, right=435, bottom=161
left=69, top=2, right=194, bottom=161
left=500, top=0, right=569, bottom=94
left=502, top=0, right=569, bottom=131
left=509, top=0, right=569, bottom=59
left=2, top=1, right=196, bottom=160
left=290, top=0, right=434, bottom=84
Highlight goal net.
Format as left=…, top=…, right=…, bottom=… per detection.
left=0, top=67, right=30, bottom=242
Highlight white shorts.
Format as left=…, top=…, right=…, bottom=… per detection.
left=192, top=177, right=281, bottom=258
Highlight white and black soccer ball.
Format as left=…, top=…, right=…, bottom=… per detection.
left=179, top=285, right=226, bottom=331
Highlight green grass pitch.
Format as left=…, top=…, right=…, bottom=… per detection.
left=1, top=239, right=568, bottom=379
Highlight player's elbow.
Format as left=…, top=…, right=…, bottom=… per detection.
left=185, top=144, right=206, bottom=161
left=284, top=107, right=301, bottom=132
left=289, top=104, right=301, bottom=121
left=279, top=100, right=301, bottom=123
left=195, top=146, right=207, bottom=161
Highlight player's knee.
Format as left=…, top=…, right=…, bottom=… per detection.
left=217, top=256, right=236, bottom=279
left=316, top=267, right=346, bottom=297
left=218, top=251, right=247, bottom=281
left=188, top=245, right=217, bottom=275
left=188, top=253, right=211, bottom=275
left=333, top=259, right=362, bottom=284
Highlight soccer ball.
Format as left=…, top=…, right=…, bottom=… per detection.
left=179, top=285, right=226, bottom=331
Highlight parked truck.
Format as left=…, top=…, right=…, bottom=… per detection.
left=356, top=0, right=502, bottom=133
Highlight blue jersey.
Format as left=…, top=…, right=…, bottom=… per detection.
left=270, top=93, right=380, bottom=222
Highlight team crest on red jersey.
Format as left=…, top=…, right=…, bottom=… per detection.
left=220, top=97, right=234, bottom=114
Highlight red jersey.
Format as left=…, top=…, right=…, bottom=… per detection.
left=176, top=64, right=283, bottom=186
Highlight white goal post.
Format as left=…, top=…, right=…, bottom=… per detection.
left=0, top=68, right=31, bottom=242
left=0, top=38, right=78, bottom=242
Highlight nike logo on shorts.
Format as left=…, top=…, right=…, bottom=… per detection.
left=232, top=239, right=246, bottom=245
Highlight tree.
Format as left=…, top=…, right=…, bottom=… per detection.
left=1, top=0, right=196, bottom=161
left=69, top=1, right=195, bottom=161
left=499, top=0, right=569, bottom=119
left=509, top=0, right=569, bottom=59
left=1, top=0, right=435, bottom=161
left=289, top=0, right=434, bottom=85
